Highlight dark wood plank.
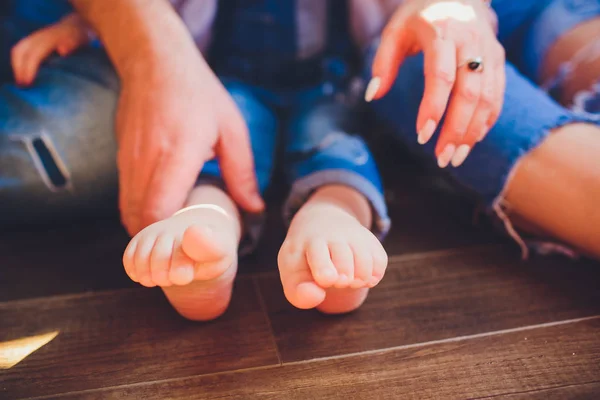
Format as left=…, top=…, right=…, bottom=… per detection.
left=0, top=279, right=279, bottom=399
left=242, top=185, right=503, bottom=278
left=0, top=219, right=134, bottom=302
left=382, top=190, right=502, bottom=255
left=55, top=317, right=600, bottom=399
left=479, top=382, right=600, bottom=399
left=0, top=154, right=501, bottom=301
left=258, top=247, right=600, bottom=362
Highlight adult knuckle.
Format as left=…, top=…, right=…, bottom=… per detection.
left=432, top=67, right=455, bottom=86
left=479, top=91, right=495, bottom=109
left=461, top=26, right=479, bottom=44
left=458, top=84, right=479, bottom=103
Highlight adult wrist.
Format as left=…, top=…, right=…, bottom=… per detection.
left=70, top=0, right=198, bottom=78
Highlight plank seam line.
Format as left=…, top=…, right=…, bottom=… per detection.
left=20, top=315, right=600, bottom=400
left=252, top=276, right=283, bottom=366
left=283, top=314, right=600, bottom=366
left=0, top=244, right=504, bottom=307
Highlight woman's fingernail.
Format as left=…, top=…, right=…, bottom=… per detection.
left=451, top=144, right=471, bottom=167
left=437, top=144, right=456, bottom=168
left=364, top=77, right=381, bottom=102
left=418, top=119, right=436, bottom=144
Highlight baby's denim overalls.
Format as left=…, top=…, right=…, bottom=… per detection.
left=203, top=0, right=390, bottom=241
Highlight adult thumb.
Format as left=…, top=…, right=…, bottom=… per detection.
left=215, top=93, right=265, bottom=213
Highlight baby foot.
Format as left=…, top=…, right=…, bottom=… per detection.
left=123, top=205, right=239, bottom=321
left=278, top=202, right=388, bottom=313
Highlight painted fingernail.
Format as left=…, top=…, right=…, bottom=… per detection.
left=437, top=144, right=456, bottom=168
left=364, top=77, right=381, bottom=102
left=451, top=144, right=471, bottom=167
left=418, top=119, right=437, bottom=145
left=477, top=124, right=490, bottom=142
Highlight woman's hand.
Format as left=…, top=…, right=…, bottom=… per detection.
left=366, top=0, right=505, bottom=167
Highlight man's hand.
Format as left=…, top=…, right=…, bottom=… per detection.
left=116, top=50, right=263, bottom=235
left=70, top=0, right=264, bottom=235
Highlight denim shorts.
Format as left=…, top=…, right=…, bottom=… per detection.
left=365, top=0, right=600, bottom=258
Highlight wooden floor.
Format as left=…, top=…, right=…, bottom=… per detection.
left=1, top=149, right=599, bottom=399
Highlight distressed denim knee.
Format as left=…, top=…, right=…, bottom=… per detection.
left=0, top=48, right=119, bottom=225
left=284, top=99, right=390, bottom=239
left=362, top=40, right=599, bottom=258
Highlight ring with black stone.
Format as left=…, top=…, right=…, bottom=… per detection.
left=459, top=57, right=484, bottom=73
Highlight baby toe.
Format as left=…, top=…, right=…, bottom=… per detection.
left=278, top=243, right=326, bottom=309
left=134, top=234, right=158, bottom=287
left=150, top=234, right=175, bottom=287
left=349, top=242, right=373, bottom=288
left=369, top=243, right=388, bottom=287
left=123, top=238, right=139, bottom=282
left=329, top=242, right=354, bottom=288
left=306, top=239, right=338, bottom=287
left=168, top=244, right=196, bottom=286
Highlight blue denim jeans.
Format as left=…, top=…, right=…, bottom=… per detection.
left=206, top=0, right=390, bottom=245
left=0, top=2, right=120, bottom=226
left=365, top=0, right=600, bottom=257
left=0, top=0, right=390, bottom=242
left=202, top=78, right=389, bottom=249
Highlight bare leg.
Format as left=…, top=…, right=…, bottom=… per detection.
left=504, top=123, right=600, bottom=259
left=504, top=16, right=600, bottom=259
left=123, top=185, right=241, bottom=321
left=540, top=16, right=600, bottom=105
left=278, top=185, right=388, bottom=314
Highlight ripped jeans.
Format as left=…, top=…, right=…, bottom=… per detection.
left=201, top=78, right=390, bottom=250
left=0, top=8, right=120, bottom=225
left=365, top=0, right=600, bottom=258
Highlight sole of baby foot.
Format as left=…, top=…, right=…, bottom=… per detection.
left=123, top=205, right=240, bottom=321
left=278, top=203, right=388, bottom=312
left=316, top=287, right=370, bottom=315
left=162, top=264, right=237, bottom=321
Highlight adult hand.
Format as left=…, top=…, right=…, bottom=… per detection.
left=70, top=0, right=264, bottom=236
left=366, top=0, right=505, bottom=168
left=117, top=49, right=264, bottom=235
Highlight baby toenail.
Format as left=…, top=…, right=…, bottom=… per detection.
left=351, top=279, right=365, bottom=287
left=174, top=266, right=194, bottom=280
left=320, top=269, right=337, bottom=279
